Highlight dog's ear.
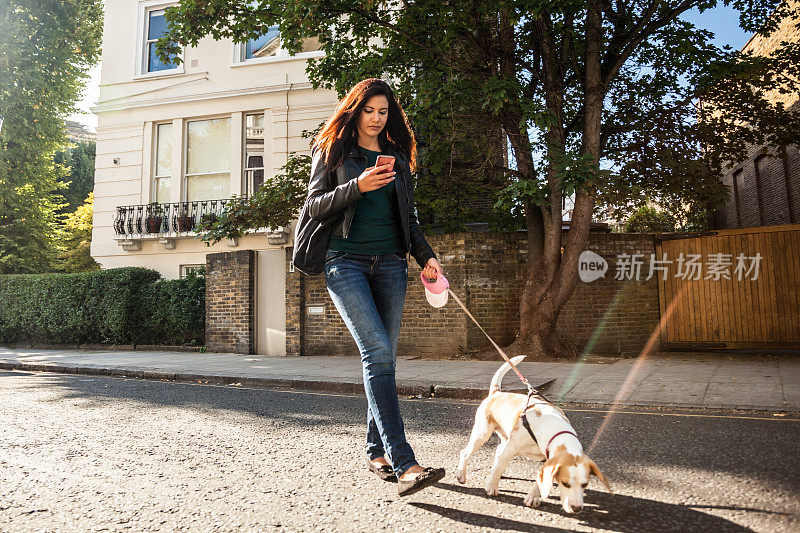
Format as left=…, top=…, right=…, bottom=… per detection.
left=537, top=458, right=560, bottom=499
left=586, top=457, right=612, bottom=493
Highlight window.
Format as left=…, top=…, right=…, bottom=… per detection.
left=180, top=264, right=204, bottom=278
left=154, top=123, right=172, bottom=203
left=733, top=168, right=743, bottom=226
left=233, top=27, right=323, bottom=64
left=145, top=9, right=178, bottom=73
left=135, top=2, right=182, bottom=77
left=185, top=118, right=231, bottom=202
left=755, top=155, right=770, bottom=225
left=244, top=113, right=265, bottom=196
left=245, top=27, right=281, bottom=60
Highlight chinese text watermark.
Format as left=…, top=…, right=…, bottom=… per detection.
left=578, top=250, right=762, bottom=283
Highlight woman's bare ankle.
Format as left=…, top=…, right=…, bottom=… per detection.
left=370, top=456, right=391, bottom=468
left=399, top=464, right=424, bottom=480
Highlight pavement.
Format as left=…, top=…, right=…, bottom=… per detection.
left=1, top=345, right=798, bottom=412
left=4, top=371, right=799, bottom=532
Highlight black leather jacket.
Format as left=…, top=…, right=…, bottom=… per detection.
left=304, top=143, right=437, bottom=269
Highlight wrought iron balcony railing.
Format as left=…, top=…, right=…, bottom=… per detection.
left=113, top=199, right=233, bottom=236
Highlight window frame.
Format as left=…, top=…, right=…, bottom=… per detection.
left=179, top=264, right=204, bottom=279
left=243, top=111, right=266, bottom=197
left=182, top=115, right=233, bottom=203
left=135, top=0, right=185, bottom=79
left=152, top=122, right=173, bottom=203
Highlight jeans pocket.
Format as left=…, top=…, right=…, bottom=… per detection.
left=324, top=250, right=347, bottom=267
left=392, top=252, right=407, bottom=263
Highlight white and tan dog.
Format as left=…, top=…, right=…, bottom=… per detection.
left=455, top=356, right=611, bottom=514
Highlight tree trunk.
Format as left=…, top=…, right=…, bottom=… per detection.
left=505, top=280, right=564, bottom=357
left=504, top=3, right=603, bottom=359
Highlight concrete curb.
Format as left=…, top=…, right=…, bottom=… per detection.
left=0, top=361, right=507, bottom=401
left=2, top=361, right=797, bottom=415
left=2, top=343, right=205, bottom=353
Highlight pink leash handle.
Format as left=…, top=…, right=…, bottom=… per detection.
left=420, top=271, right=449, bottom=293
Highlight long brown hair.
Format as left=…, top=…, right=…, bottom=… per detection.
left=312, top=78, right=417, bottom=173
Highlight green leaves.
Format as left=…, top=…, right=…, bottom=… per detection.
left=496, top=179, right=550, bottom=209
left=482, top=77, right=512, bottom=115
left=0, top=267, right=204, bottom=345
left=0, top=0, right=102, bottom=274
left=623, top=205, right=677, bottom=233
left=55, top=191, right=100, bottom=273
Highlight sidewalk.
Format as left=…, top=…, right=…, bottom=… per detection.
left=1, top=345, right=798, bottom=412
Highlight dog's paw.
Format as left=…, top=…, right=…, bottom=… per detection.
left=523, top=494, right=541, bottom=507
left=455, top=470, right=466, bottom=484
left=485, top=485, right=499, bottom=497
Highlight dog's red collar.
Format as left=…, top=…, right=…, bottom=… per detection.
left=544, top=430, right=579, bottom=460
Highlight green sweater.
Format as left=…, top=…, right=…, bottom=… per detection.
left=328, top=145, right=406, bottom=255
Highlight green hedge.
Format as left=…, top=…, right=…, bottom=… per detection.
left=0, top=267, right=204, bottom=346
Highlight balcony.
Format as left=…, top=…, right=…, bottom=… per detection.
left=113, top=198, right=290, bottom=251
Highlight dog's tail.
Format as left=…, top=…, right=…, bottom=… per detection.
left=489, top=355, right=526, bottom=393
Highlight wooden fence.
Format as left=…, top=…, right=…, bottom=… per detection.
left=656, top=224, right=800, bottom=349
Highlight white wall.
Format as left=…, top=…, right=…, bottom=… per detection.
left=91, top=0, right=340, bottom=355
left=91, top=0, right=339, bottom=279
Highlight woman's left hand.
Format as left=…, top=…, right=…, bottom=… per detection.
left=422, top=258, right=443, bottom=282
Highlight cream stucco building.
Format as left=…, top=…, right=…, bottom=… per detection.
left=91, top=0, right=338, bottom=355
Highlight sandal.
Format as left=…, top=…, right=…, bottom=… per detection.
left=397, top=467, right=446, bottom=497
left=367, top=457, right=397, bottom=482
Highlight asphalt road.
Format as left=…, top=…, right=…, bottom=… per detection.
left=1, top=369, right=798, bottom=532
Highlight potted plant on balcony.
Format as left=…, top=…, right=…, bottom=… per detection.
left=199, top=212, right=219, bottom=227
left=177, top=205, right=194, bottom=232
left=145, top=202, right=163, bottom=233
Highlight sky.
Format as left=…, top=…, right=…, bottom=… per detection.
left=67, top=5, right=753, bottom=133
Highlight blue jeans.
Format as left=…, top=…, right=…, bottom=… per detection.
left=323, top=250, right=418, bottom=478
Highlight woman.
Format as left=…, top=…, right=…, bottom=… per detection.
left=303, top=78, right=445, bottom=496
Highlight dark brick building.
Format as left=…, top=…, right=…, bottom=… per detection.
left=715, top=4, right=800, bottom=229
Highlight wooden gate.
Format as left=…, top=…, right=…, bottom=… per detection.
left=656, top=223, right=800, bottom=349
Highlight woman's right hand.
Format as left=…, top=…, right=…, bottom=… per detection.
left=357, top=164, right=396, bottom=193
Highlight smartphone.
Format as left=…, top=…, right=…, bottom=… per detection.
left=375, top=155, right=395, bottom=171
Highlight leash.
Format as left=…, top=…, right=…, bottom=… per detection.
left=446, top=288, right=544, bottom=397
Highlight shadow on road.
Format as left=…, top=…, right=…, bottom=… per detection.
left=415, top=487, right=756, bottom=532
left=409, top=502, right=573, bottom=532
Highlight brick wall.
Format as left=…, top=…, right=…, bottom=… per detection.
left=714, top=3, right=800, bottom=229
left=741, top=2, right=799, bottom=111
left=205, top=250, right=255, bottom=354
left=556, top=233, right=660, bottom=355
left=285, top=247, right=305, bottom=357
left=716, top=146, right=800, bottom=229
left=286, top=231, right=661, bottom=358
left=460, top=232, right=526, bottom=351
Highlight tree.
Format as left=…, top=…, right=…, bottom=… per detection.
left=0, top=0, right=103, bottom=274
left=53, top=140, right=96, bottom=214
left=624, top=205, right=677, bottom=233
left=159, top=0, right=799, bottom=356
left=56, top=192, right=101, bottom=273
